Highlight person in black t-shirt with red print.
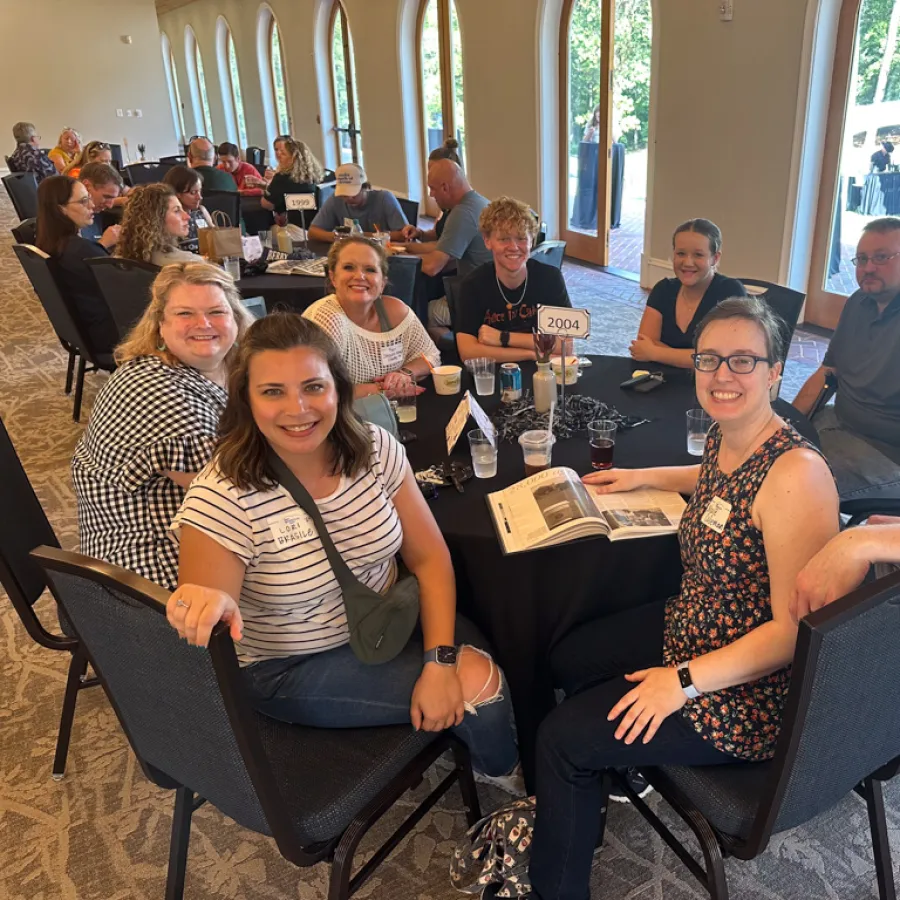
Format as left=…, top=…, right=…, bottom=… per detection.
left=456, top=196, right=572, bottom=362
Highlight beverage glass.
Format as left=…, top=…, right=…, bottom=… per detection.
left=395, top=392, right=417, bottom=424
left=518, top=430, right=556, bottom=476
left=468, top=429, right=498, bottom=478
left=686, top=409, right=713, bottom=456
left=258, top=230, right=270, bottom=249
left=470, top=357, right=496, bottom=396
left=588, top=419, right=617, bottom=470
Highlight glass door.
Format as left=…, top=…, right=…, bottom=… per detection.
left=560, top=0, right=615, bottom=265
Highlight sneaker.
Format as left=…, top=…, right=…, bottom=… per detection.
left=474, top=762, right=527, bottom=797
left=608, top=767, right=653, bottom=804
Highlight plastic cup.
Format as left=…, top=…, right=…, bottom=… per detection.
left=686, top=409, right=713, bottom=456
left=588, top=419, right=617, bottom=470
left=467, top=429, right=498, bottom=478
left=395, top=392, right=417, bottom=423
left=432, top=364, right=462, bottom=395
left=518, top=430, right=556, bottom=476
left=469, top=357, right=496, bottom=396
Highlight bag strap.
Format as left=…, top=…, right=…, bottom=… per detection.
left=210, top=209, right=233, bottom=228
left=374, top=295, right=392, bottom=333
left=266, top=452, right=362, bottom=594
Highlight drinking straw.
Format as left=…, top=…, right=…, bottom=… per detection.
left=420, top=353, right=436, bottom=374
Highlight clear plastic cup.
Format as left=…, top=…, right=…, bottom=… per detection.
left=588, top=419, right=617, bottom=470
left=518, top=430, right=556, bottom=476
left=686, top=409, right=713, bottom=456
left=395, top=393, right=417, bottom=423
left=469, top=357, right=496, bottom=396
left=467, top=429, right=498, bottom=478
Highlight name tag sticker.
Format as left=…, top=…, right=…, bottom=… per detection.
left=268, top=510, right=316, bottom=549
left=380, top=341, right=404, bottom=371
left=196, top=218, right=208, bottom=229
left=701, top=497, right=732, bottom=534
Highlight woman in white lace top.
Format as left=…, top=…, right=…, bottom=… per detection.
left=303, top=236, right=441, bottom=399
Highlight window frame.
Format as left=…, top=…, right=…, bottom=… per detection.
left=217, top=17, right=248, bottom=149
left=161, top=32, right=186, bottom=144
left=268, top=15, right=292, bottom=137
left=327, top=0, right=363, bottom=165
left=185, top=25, right=214, bottom=140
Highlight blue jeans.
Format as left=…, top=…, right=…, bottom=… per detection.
left=241, top=615, right=519, bottom=777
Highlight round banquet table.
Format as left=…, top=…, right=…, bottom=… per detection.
left=237, top=239, right=332, bottom=314
left=402, top=355, right=818, bottom=789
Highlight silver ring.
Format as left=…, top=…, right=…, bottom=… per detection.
left=175, top=598, right=191, bottom=610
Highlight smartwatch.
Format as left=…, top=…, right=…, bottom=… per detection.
left=500, top=330, right=511, bottom=348
left=424, top=645, right=458, bottom=667
left=677, top=662, right=701, bottom=700
left=400, top=367, right=415, bottom=379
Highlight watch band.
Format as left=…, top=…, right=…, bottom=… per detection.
left=677, top=662, right=701, bottom=700
left=500, top=330, right=511, bottom=348
left=424, top=645, right=458, bottom=667
left=400, top=367, right=415, bottom=378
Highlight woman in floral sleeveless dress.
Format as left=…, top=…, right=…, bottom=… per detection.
left=528, top=298, right=840, bottom=900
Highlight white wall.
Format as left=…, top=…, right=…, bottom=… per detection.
left=0, top=0, right=177, bottom=162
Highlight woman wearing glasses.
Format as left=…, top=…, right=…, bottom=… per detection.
left=35, top=175, right=119, bottom=354
left=526, top=298, right=839, bottom=900
left=630, top=218, right=747, bottom=368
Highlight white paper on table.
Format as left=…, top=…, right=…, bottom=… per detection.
left=445, top=391, right=496, bottom=455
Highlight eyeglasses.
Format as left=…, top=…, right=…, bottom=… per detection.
left=66, top=197, right=93, bottom=208
left=850, top=251, right=900, bottom=267
left=692, top=353, right=771, bottom=374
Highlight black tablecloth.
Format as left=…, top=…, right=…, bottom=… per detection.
left=859, top=171, right=900, bottom=216
left=403, top=356, right=816, bottom=788
left=240, top=196, right=275, bottom=236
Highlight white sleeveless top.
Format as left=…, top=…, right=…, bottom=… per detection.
left=303, top=294, right=441, bottom=384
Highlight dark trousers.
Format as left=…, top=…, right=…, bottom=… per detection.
left=529, top=600, right=734, bottom=900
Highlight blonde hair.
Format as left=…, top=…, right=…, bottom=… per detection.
left=479, top=196, right=538, bottom=243
left=115, top=262, right=255, bottom=366
left=63, top=140, right=108, bottom=175
left=278, top=138, right=324, bottom=184
left=56, top=127, right=81, bottom=149
left=115, top=184, right=180, bottom=263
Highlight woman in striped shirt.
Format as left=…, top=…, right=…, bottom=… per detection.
left=167, top=313, right=519, bottom=784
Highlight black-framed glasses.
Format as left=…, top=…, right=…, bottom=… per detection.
left=850, top=251, right=900, bottom=267
left=692, top=353, right=771, bottom=374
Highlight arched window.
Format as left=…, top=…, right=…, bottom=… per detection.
left=217, top=18, right=248, bottom=148
left=161, top=32, right=186, bottom=144
left=185, top=26, right=214, bottom=140
left=329, top=1, right=364, bottom=165
left=417, top=0, right=467, bottom=166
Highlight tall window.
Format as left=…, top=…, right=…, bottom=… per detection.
left=228, top=33, right=248, bottom=148
left=161, top=33, right=186, bottom=143
left=218, top=19, right=248, bottom=148
left=329, top=1, right=364, bottom=165
left=270, top=19, right=291, bottom=136
left=185, top=27, right=214, bottom=140
left=417, top=0, right=467, bottom=165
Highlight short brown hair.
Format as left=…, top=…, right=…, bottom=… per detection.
left=673, top=218, right=723, bottom=255
left=215, top=313, right=372, bottom=490
left=479, top=196, right=538, bottom=242
left=325, top=235, right=389, bottom=281
left=694, top=295, right=785, bottom=365
left=862, top=217, right=900, bottom=235
left=79, top=162, right=123, bottom=189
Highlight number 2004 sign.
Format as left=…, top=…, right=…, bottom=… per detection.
left=536, top=305, right=591, bottom=338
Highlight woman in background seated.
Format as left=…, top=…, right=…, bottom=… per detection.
left=303, top=236, right=440, bottom=399
left=163, top=166, right=214, bottom=254
left=217, top=142, right=266, bottom=192
left=63, top=140, right=112, bottom=178
left=48, top=128, right=81, bottom=174
left=631, top=218, right=746, bottom=368
left=35, top=175, right=119, bottom=354
left=72, top=262, right=254, bottom=589
left=166, top=313, right=520, bottom=788
left=527, top=298, right=838, bottom=900
left=116, top=183, right=201, bottom=267
left=261, top=138, right=323, bottom=219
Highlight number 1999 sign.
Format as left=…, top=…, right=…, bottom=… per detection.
left=537, top=305, right=591, bottom=339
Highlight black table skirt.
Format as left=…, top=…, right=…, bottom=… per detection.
left=236, top=273, right=327, bottom=314
left=860, top=171, right=900, bottom=216
left=240, top=196, right=274, bottom=236
left=404, top=356, right=816, bottom=788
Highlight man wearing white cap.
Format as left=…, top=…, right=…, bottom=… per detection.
left=308, top=163, right=409, bottom=243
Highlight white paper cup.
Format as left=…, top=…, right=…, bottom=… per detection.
left=551, top=356, right=579, bottom=385
left=432, top=365, right=462, bottom=395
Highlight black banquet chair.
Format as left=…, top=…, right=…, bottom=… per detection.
left=11, top=217, right=36, bottom=244
left=245, top=145, right=265, bottom=173
left=0, top=418, right=100, bottom=779
left=530, top=239, right=566, bottom=269
left=201, top=188, right=241, bottom=227
left=86, top=257, right=160, bottom=342
left=396, top=196, right=419, bottom=227
left=122, top=161, right=174, bottom=186
left=737, top=278, right=806, bottom=370
left=32, top=547, right=482, bottom=900
left=386, top=255, right=422, bottom=311
left=12, top=244, right=116, bottom=422
left=2, top=171, right=39, bottom=220
left=615, top=568, right=900, bottom=900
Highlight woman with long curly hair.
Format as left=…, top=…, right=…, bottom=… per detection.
left=261, top=137, right=324, bottom=217
left=115, top=183, right=200, bottom=267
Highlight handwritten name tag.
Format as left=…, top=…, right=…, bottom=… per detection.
left=268, top=510, right=317, bottom=550
left=380, top=341, right=404, bottom=371
left=701, top=497, right=732, bottom=534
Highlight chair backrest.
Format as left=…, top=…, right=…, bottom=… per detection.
left=11, top=217, right=36, bottom=244
left=245, top=146, right=264, bottom=168
left=85, top=257, right=160, bottom=341
left=0, top=418, right=67, bottom=651
left=443, top=275, right=463, bottom=332
left=202, top=190, right=241, bottom=228
left=123, top=162, right=174, bottom=186
left=747, top=569, right=900, bottom=849
left=387, top=255, right=422, bottom=309
left=315, top=182, right=335, bottom=210
left=107, top=144, right=124, bottom=167
left=2, top=172, right=39, bottom=220
left=530, top=239, right=567, bottom=269
left=12, top=244, right=98, bottom=361
left=737, top=278, right=806, bottom=368
left=396, top=196, right=419, bottom=227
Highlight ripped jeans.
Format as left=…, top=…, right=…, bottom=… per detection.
left=241, top=614, right=519, bottom=777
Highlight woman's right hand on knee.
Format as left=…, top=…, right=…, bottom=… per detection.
left=167, top=584, right=244, bottom=648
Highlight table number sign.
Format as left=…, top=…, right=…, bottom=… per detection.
left=285, top=193, right=317, bottom=211
left=537, top=305, right=591, bottom=339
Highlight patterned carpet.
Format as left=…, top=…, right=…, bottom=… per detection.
left=0, top=188, right=897, bottom=899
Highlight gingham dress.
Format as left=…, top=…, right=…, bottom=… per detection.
left=72, top=355, right=226, bottom=589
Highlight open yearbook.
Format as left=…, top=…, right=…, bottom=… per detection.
left=486, top=466, right=686, bottom=555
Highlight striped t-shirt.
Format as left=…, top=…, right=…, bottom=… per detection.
left=171, top=425, right=407, bottom=664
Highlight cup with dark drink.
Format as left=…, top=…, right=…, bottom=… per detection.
left=588, top=419, right=617, bottom=470
left=518, top=430, right=556, bottom=476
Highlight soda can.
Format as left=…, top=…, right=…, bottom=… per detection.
left=500, top=363, right=522, bottom=403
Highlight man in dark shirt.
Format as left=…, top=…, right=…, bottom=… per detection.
left=794, top=217, right=900, bottom=501
left=456, top=196, right=572, bottom=362
left=8, top=121, right=55, bottom=183
left=187, top=137, right=237, bottom=192
left=78, top=163, right=124, bottom=245
left=871, top=141, right=894, bottom=173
